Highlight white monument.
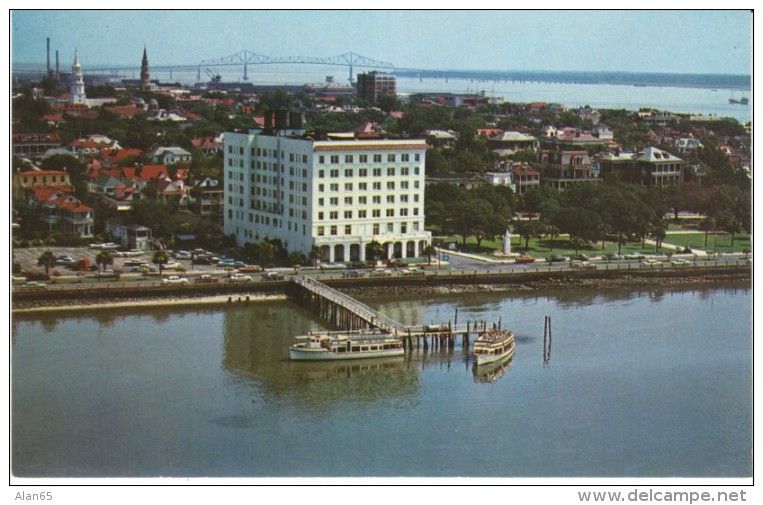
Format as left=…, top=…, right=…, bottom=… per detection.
left=502, top=229, right=512, bottom=255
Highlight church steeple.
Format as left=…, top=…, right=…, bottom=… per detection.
left=140, top=46, right=152, bottom=91
left=69, top=49, right=87, bottom=105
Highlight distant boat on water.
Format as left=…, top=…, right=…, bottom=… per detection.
left=729, top=97, right=749, bottom=105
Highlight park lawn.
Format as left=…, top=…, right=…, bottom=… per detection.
left=436, top=235, right=661, bottom=259
left=662, top=232, right=752, bottom=253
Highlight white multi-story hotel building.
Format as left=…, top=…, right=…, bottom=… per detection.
left=223, top=130, right=431, bottom=263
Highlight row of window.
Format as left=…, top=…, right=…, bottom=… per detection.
left=316, top=221, right=421, bottom=237
left=317, top=208, right=420, bottom=220
left=318, top=153, right=419, bottom=164
left=318, top=166, right=419, bottom=178
left=318, top=180, right=420, bottom=192
left=318, top=194, right=419, bottom=206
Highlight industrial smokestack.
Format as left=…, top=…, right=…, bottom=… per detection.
left=55, top=50, right=60, bottom=80
left=47, top=37, right=51, bottom=77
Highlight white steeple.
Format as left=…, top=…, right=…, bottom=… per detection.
left=69, top=49, right=87, bottom=105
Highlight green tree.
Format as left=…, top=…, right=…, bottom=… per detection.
left=36, top=250, right=56, bottom=278
left=152, top=250, right=170, bottom=275
left=95, top=250, right=114, bottom=272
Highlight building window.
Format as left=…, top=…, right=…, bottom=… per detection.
left=317, top=226, right=324, bottom=236
left=344, top=197, right=353, bottom=205
left=387, top=223, right=394, bottom=233
left=401, top=154, right=409, bottom=162
left=330, top=225, right=337, bottom=236
left=401, top=223, right=407, bottom=234
left=373, top=224, right=380, bottom=235
left=387, top=195, right=395, bottom=203
left=387, top=154, right=396, bottom=162
left=330, top=211, right=338, bottom=220
left=415, top=153, right=420, bottom=161
left=373, top=168, right=382, bottom=177
left=387, top=182, right=395, bottom=190
left=330, top=169, right=339, bottom=178
left=373, top=154, right=382, bottom=163
left=345, top=225, right=352, bottom=235
left=344, top=183, right=353, bottom=191
left=344, top=169, right=353, bottom=177
left=359, top=155, right=368, bottom=163
left=373, top=182, right=382, bottom=190
left=401, top=167, right=409, bottom=175
left=386, top=208, right=394, bottom=217
left=372, top=195, right=381, bottom=204
left=319, top=170, right=325, bottom=178
left=330, top=183, right=339, bottom=192
left=318, top=198, right=324, bottom=206
left=330, top=197, right=338, bottom=206
left=358, top=210, right=367, bottom=218
left=345, top=155, right=353, bottom=163
left=359, top=168, right=368, bottom=177
left=330, top=155, right=339, bottom=164
left=318, top=212, right=324, bottom=220
left=359, top=196, right=367, bottom=204
left=344, top=210, right=352, bottom=219
left=318, top=183, right=325, bottom=192
left=372, top=209, right=381, bottom=218
left=359, top=182, right=367, bottom=191
left=387, top=167, right=395, bottom=176
left=400, top=208, right=408, bottom=216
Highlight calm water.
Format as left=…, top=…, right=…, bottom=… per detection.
left=106, top=65, right=752, bottom=123
left=12, top=283, right=752, bottom=478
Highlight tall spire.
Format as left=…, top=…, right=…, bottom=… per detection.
left=69, top=49, right=87, bottom=105
left=140, top=46, right=151, bottom=91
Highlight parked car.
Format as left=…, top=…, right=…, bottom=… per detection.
left=261, top=272, right=285, bottom=281
left=164, top=263, right=186, bottom=272
left=342, top=270, right=365, bottom=278
left=56, top=255, right=75, bottom=266
left=162, top=275, right=189, bottom=285
left=401, top=267, right=425, bottom=276
left=624, top=253, right=645, bottom=260
left=370, top=268, right=393, bottom=277
left=640, top=259, right=660, bottom=267
left=95, top=270, right=120, bottom=279
left=238, top=265, right=263, bottom=273
left=228, top=273, right=254, bottom=283
left=173, top=250, right=192, bottom=260
left=546, top=254, right=566, bottom=263
left=604, top=253, right=623, bottom=261
left=569, top=254, right=590, bottom=262
left=195, top=274, right=219, bottom=284
left=570, top=261, right=597, bottom=270
left=671, top=259, right=692, bottom=267
left=124, top=259, right=147, bottom=267
left=19, top=281, right=47, bottom=290
left=514, top=255, right=536, bottom=263
left=217, top=260, right=237, bottom=268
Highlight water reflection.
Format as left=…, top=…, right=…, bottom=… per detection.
left=472, top=354, right=514, bottom=383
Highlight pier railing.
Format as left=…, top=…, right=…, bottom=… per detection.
left=293, top=275, right=409, bottom=334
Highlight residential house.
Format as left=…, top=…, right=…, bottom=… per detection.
left=487, top=131, right=540, bottom=156
left=511, top=164, right=541, bottom=195
left=577, top=106, right=601, bottom=125
left=424, top=130, right=457, bottom=149
left=591, top=123, right=614, bottom=140
left=105, top=222, right=153, bottom=251
left=598, top=147, right=684, bottom=186
left=12, top=132, right=62, bottom=159
left=190, top=136, right=223, bottom=154
left=147, top=146, right=192, bottom=165
left=535, top=149, right=600, bottom=191
left=13, top=169, right=72, bottom=199
left=191, top=176, right=223, bottom=215
left=29, top=187, right=94, bottom=238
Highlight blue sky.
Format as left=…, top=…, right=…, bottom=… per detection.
left=11, top=9, right=752, bottom=75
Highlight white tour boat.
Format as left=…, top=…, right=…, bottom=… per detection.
left=289, top=330, right=405, bottom=361
left=473, top=328, right=516, bottom=366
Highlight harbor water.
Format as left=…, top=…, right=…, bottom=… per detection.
left=11, top=282, right=752, bottom=478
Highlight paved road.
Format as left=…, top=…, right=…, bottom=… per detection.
left=12, top=246, right=750, bottom=292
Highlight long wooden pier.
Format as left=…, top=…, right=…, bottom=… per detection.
left=290, top=275, right=495, bottom=351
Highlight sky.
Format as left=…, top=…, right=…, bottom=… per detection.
left=10, top=9, right=753, bottom=75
